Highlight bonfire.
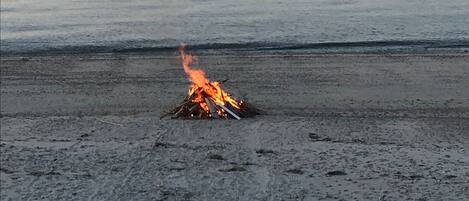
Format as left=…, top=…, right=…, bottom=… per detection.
left=161, top=44, right=259, bottom=120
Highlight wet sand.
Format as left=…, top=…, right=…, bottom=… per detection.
left=1, top=52, right=468, bottom=200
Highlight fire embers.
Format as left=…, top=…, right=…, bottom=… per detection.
left=161, top=44, right=259, bottom=120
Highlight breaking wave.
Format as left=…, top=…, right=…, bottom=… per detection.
left=1, top=39, right=468, bottom=56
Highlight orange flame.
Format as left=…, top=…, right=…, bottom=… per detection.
left=179, top=44, right=208, bottom=89
left=179, top=44, right=241, bottom=116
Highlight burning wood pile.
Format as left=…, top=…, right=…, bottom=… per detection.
left=161, top=44, right=259, bottom=120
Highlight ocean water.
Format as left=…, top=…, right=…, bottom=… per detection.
left=1, top=0, right=469, bottom=54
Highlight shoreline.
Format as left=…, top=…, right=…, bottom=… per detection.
left=2, top=39, right=469, bottom=57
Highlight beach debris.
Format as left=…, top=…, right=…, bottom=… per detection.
left=326, top=170, right=347, bottom=176
left=308, top=132, right=320, bottom=140
left=207, top=154, right=225, bottom=160
left=161, top=44, right=259, bottom=119
left=308, top=133, right=333, bottom=142
left=80, top=133, right=90, bottom=138
left=218, top=165, right=247, bottom=172
left=443, top=175, right=457, bottom=179
left=255, top=149, right=277, bottom=155
left=285, top=168, right=305, bottom=175
left=241, top=162, right=258, bottom=166
left=409, top=174, right=424, bottom=180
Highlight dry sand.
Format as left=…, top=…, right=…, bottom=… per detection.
left=1, top=52, right=468, bottom=200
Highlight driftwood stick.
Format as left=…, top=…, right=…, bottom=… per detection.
left=214, top=102, right=241, bottom=120
left=205, top=98, right=219, bottom=118
left=160, top=96, right=193, bottom=119
left=189, top=103, right=199, bottom=112
left=221, top=79, right=229, bottom=83
left=173, top=104, right=188, bottom=117
left=221, top=91, right=226, bottom=103
left=161, top=106, right=181, bottom=119
left=160, top=113, right=171, bottom=119
left=160, top=103, right=182, bottom=119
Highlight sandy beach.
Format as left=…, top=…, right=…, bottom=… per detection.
left=1, top=52, right=468, bottom=200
